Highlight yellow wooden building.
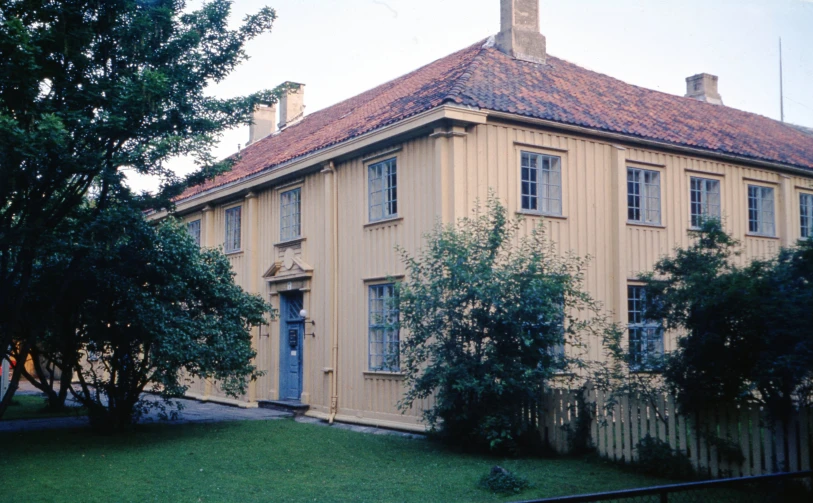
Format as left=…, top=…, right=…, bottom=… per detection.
left=152, top=0, right=813, bottom=431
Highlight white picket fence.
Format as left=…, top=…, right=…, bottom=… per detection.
left=539, top=387, right=812, bottom=478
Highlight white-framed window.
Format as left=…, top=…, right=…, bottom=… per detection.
left=520, top=151, right=562, bottom=215
left=689, top=177, right=721, bottom=228
left=801, top=193, right=813, bottom=239
left=224, top=206, right=241, bottom=253
left=628, top=168, right=661, bottom=225
left=280, top=188, right=302, bottom=241
left=368, top=283, right=399, bottom=371
left=628, top=285, right=663, bottom=371
left=747, top=185, right=775, bottom=236
left=187, top=219, right=201, bottom=247
left=368, top=157, right=397, bottom=222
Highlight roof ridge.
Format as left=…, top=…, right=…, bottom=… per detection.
left=442, top=38, right=490, bottom=105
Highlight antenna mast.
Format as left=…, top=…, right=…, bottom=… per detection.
left=779, top=37, right=785, bottom=123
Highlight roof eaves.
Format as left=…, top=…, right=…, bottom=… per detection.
left=487, top=110, right=813, bottom=176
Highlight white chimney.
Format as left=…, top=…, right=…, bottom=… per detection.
left=495, top=0, right=547, bottom=64
left=248, top=103, right=277, bottom=145
left=278, top=82, right=305, bottom=130
left=685, top=73, right=723, bottom=105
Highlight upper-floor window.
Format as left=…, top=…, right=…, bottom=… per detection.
left=187, top=219, right=201, bottom=247
left=368, top=158, right=397, bottom=222
left=689, top=177, right=721, bottom=228
left=627, top=168, right=661, bottom=225
left=801, top=193, right=813, bottom=239
left=520, top=152, right=562, bottom=215
left=280, top=188, right=302, bottom=241
left=224, top=206, right=241, bottom=253
left=628, top=285, right=663, bottom=371
left=747, top=185, right=775, bottom=236
left=368, top=283, right=399, bottom=372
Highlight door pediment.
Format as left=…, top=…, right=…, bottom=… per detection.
left=263, top=247, right=313, bottom=283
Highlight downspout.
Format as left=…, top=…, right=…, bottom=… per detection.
left=326, top=161, right=340, bottom=423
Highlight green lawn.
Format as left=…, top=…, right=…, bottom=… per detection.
left=0, top=419, right=674, bottom=503
left=2, top=394, right=86, bottom=421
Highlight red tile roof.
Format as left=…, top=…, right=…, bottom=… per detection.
left=178, top=40, right=813, bottom=202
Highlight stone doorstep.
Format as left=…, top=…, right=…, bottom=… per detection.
left=257, top=400, right=310, bottom=416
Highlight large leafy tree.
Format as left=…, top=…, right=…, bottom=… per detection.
left=0, top=0, right=281, bottom=412
left=69, top=202, right=270, bottom=432
left=642, top=220, right=813, bottom=428
left=396, top=196, right=613, bottom=453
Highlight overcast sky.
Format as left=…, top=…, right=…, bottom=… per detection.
left=127, top=0, right=813, bottom=192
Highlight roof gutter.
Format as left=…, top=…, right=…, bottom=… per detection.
left=487, top=111, right=813, bottom=178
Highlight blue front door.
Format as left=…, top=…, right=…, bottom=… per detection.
left=279, top=292, right=304, bottom=401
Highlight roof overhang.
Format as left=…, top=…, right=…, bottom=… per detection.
left=152, top=104, right=488, bottom=219
left=487, top=111, right=813, bottom=178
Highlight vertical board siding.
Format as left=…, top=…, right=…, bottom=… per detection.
left=334, top=137, right=437, bottom=423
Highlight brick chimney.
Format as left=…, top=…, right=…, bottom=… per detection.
left=278, top=82, right=305, bottom=130
left=495, top=0, right=546, bottom=64
left=685, top=73, right=723, bottom=105
left=248, top=103, right=276, bottom=145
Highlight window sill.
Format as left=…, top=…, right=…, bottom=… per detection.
left=225, top=249, right=243, bottom=256
left=363, top=370, right=404, bottom=379
left=364, top=216, right=403, bottom=229
left=627, top=221, right=666, bottom=229
left=275, top=236, right=306, bottom=247
left=516, top=211, right=567, bottom=220
left=745, top=233, right=779, bottom=240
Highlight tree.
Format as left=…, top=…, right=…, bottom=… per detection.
left=641, top=220, right=813, bottom=429
left=69, top=201, right=271, bottom=432
left=0, top=0, right=282, bottom=415
left=396, top=196, right=612, bottom=453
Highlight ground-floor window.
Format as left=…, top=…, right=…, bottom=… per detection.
left=628, top=285, right=663, bottom=370
left=368, top=283, right=399, bottom=371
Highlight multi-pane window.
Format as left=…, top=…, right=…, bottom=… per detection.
left=747, top=185, right=775, bottom=236
left=368, top=284, right=399, bottom=372
left=224, top=206, right=241, bottom=253
left=368, top=158, right=397, bottom=222
left=689, top=177, right=721, bottom=228
left=187, top=219, right=201, bottom=247
left=520, top=152, right=562, bottom=215
left=280, top=188, right=302, bottom=241
left=628, top=285, right=663, bottom=371
left=627, top=168, right=661, bottom=225
left=801, top=193, right=813, bottom=239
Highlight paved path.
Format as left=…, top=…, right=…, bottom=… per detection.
left=2, top=384, right=423, bottom=439
left=0, top=390, right=291, bottom=433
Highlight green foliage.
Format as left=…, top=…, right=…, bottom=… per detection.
left=634, top=435, right=694, bottom=480
left=640, top=219, right=813, bottom=427
left=477, top=466, right=531, bottom=495
left=68, top=202, right=273, bottom=432
left=565, top=386, right=596, bottom=456
left=396, top=194, right=614, bottom=453
left=0, top=0, right=281, bottom=415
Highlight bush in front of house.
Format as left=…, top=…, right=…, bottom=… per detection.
left=396, top=194, right=617, bottom=453
left=634, top=435, right=695, bottom=480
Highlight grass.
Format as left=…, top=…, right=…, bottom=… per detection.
left=0, top=418, right=676, bottom=503
left=2, top=394, right=86, bottom=421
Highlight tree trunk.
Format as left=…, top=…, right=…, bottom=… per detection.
left=0, top=344, right=30, bottom=420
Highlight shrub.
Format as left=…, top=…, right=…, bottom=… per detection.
left=397, top=195, right=615, bottom=453
left=634, top=435, right=694, bottom=479
left=477, top=466, right=530, bottom=495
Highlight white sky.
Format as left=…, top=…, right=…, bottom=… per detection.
left=127, top=0, right=813, bottom=193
